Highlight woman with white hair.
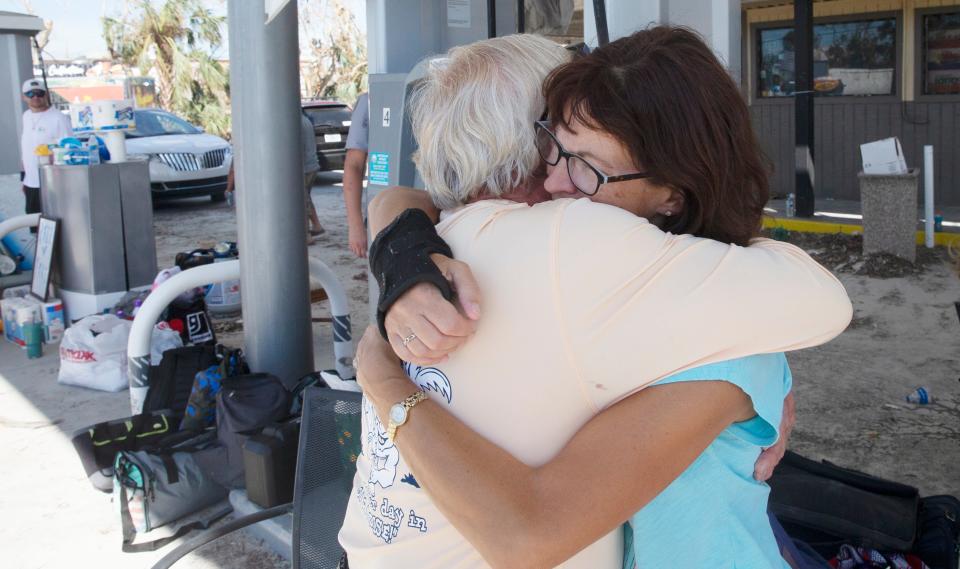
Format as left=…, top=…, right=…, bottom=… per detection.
left=339, top=31, right=850, bottom=569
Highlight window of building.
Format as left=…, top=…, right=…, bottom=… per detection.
left=758, top=18, right=897, bottom=98
left=922, top=11, right=960, bottom=95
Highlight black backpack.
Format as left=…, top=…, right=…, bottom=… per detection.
left=194, top=373, right=290, bottom=489
left=166, top=295, right=216, bottom=346
left=143, top=345, right=218, bottom=415
left=915, top=495, right=960, bottom=569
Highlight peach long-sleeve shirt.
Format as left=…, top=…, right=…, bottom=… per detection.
left=340, top=198, right=852, bottom=569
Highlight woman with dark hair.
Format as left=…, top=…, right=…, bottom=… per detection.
left=342, top=27, right=848, bottom=568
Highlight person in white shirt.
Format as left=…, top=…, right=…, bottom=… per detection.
left=19, top=78, right=72, bottom=224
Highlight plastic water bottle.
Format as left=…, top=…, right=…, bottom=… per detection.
left=905, top=387, right=931, bottom=405
left=785, top=193, right=796, bottom=218
left=86, top=135, right=101, bottom=165
left=24, top=316, right=43, bottom=359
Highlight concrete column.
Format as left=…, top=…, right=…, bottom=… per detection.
left=228, top=0, right=314, bottom=387
left=583, top=0, right=741, bottom=79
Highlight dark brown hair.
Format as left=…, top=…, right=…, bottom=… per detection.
left=544, top=26, right=770, bottom=246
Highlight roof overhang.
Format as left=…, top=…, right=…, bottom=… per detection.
left=0, top=11, right=44, bottom=35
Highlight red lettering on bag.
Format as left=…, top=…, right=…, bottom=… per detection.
left=60, top=347, right=96, bottom=362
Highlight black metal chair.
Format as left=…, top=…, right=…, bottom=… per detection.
left=151, top=386, right=363, bottom=569
left=292, top=387, right=362, bottom=569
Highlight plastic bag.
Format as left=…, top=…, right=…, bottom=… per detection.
left=58, top=314, right=132, bottom=392
left=150, top=322, right=183, bottom=365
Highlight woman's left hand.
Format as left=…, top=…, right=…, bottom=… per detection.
left=355, top=326, right=418, bottom=418
left=753, top=392, right=796, bottom=481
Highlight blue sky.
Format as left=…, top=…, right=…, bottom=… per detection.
left=0, top=0, right=365, bottom=60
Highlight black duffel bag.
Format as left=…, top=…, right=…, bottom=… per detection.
left=770, top=451, right=960, bottom=568
left=71, top=410, right=182, bottom=492
left=769, top=451, right=920, bottom=557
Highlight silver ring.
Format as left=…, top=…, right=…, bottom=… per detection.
left=401, top=332, right=417, bottom=347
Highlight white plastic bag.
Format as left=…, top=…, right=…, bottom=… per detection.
left=150, top=322, right=183, bottom=365
left=58, top=314, right=132, bottom=392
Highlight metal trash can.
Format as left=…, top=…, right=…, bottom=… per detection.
left=858, top=169, right=919, bottom=262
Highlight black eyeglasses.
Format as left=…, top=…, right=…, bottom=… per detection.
left=25, top=90, right=46, bottom=98
left=534, top=120, right=650, bottom=196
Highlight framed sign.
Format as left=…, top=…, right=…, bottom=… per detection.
left=31, top=217, right=59, bottom=301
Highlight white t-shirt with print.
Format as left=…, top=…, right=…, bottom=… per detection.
left=338, top=198, right=851, bottom=569
left=21, top=107, right=72, bottom=188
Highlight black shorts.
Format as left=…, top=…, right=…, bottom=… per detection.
left=22, top=186, right=40, bottom=233
left=22, top=185, right=41, bottom=215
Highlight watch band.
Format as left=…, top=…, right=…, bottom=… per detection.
left=386, top=390, right=429, bottom=443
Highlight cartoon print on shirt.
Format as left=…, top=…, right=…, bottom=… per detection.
left=354, top=362, right=448, bottom=544
left=356, top=483, right=406, bottom=544
left=363, top=396, right=400, bottom=489
left=402, top=362, right=453, bottom=404
left=408, top=510, right=428, bottom=533
left=365, top=365, right=453, bottom=489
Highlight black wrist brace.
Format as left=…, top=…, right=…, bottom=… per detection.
left=369, top=208, right=454, bottom=340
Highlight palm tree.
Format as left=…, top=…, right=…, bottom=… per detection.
left=300, top=0, right=368, bottom=102
left=102, top=0, right=230, bottom=137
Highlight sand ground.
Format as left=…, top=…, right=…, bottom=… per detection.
left=1, top=172, right=958, bottom=568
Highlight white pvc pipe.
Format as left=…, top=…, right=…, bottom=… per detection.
left=128, top=257, right=355, bottom=413
left=0, top=213, right=41, bottom=240
left=924, top=145, right=935, bottom=249
left=128, top=261, right=240, bottom=414
left=309, top=258, right=355, bottom=381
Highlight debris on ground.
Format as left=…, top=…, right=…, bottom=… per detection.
left=764, top=230, right=945, bottom=278
left=212, top=316, right=244, bottom=335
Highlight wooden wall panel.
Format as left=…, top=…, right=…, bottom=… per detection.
left=751, top=101, right=960, bottom=204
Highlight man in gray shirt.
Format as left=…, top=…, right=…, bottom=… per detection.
left=343, top=92, right=368, bottom=257
left=301, top=110, right=324, bottom=243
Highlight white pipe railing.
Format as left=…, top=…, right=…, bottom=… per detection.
left=308, top=258, right=355, bottom=381
left=128, top=258, right=354, bottom=414
left=0, top=213, right=41, bottom=275
left=0, top=213, right=41, bottom=241
left=127, top=261, right=238, bottom=414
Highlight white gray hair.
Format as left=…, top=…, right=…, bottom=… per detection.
left=408, top=34, right=570, bottom=209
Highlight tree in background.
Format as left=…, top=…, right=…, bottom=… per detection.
left=102, top=0, right=230, bottom=137
left=300, top=0, right=368, bottom=102
left=19, top=0, right=53, bottom=53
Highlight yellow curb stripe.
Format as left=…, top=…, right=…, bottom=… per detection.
left=762, top=216, right=960, bottom=248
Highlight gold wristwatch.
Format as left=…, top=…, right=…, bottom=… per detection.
left=386, top=390, right=429, bottom=443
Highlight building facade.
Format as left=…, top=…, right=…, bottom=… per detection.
left=741, top=0, right=960, bottom=205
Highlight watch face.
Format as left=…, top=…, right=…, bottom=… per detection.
left=389, top=403, right=407, bottom=425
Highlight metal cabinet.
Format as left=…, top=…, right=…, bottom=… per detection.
left=40, top=161, right=157, bottom=296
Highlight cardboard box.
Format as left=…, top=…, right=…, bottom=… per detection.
left=42, top=300, right=66, bottom=343
left=860, top=137, right=909, bottom=175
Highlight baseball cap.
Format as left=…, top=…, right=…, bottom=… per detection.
left=21, top=78, right=44, bottom=94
